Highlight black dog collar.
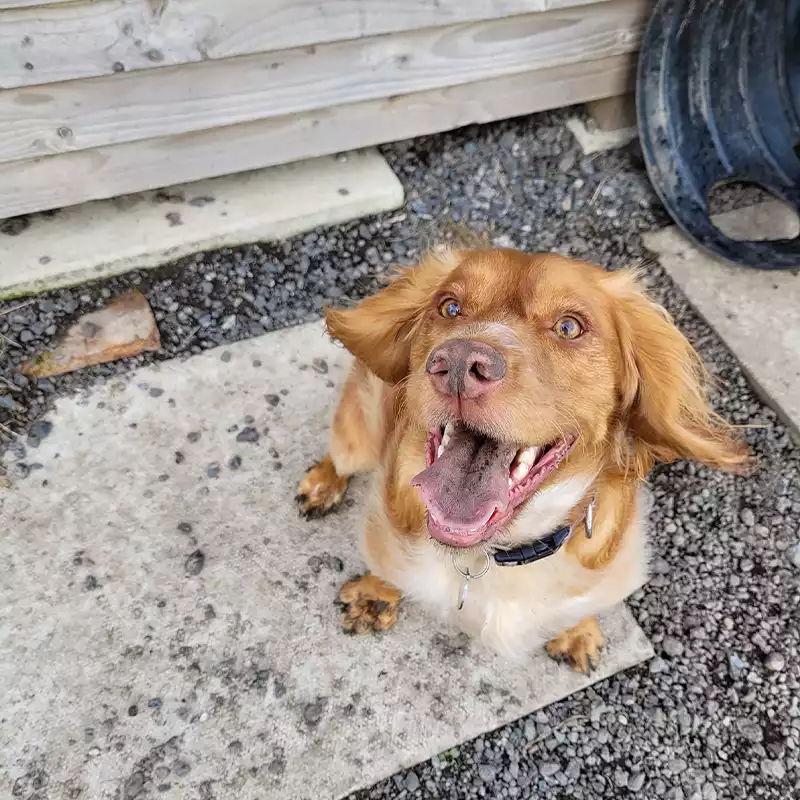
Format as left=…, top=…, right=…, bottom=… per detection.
left=492, top=524, right=572, bottom=567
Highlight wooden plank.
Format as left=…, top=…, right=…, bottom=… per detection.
left=0, top=0, right=73, bottom=8
left=0, top=54, right=634, bottom=219
left=0, top=0, right=619, bottom=89
left=0, top=0, right=647, bottom=164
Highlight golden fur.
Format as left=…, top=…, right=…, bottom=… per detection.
left=297, top=249, right=746, bottom=671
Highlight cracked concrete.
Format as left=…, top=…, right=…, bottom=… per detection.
left=1, top=322, right=652, bottom=800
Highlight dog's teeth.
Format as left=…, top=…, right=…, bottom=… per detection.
left=437, top=444, right=445, bottom=458
left=444, top=422, right=454, bottom=437
left=512, top=462, right=531, bottom=482
left=517, top=446, right=541, bottom=466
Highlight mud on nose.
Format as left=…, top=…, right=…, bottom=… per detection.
left=425, top=339, right=506, bottom=399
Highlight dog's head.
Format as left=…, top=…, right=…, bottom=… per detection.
left=327, top=249, right=746, bottom=547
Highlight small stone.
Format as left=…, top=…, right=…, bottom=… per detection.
left=652, top=556, right=671, bottom=575
left=558, top=153, right=577, bottom=172
left=523, top=719, right=537, bottom=740
left=228, top=455, right=242, bottom=470
left=174, top=451, right=185, bottom=464
left=702, top=783, right=718, bottom=800
left=148, top=697, right=162, bottom=709
left=221, top=351, right=232, bottom=363
left=540, top=762, right=560, bottom=778
left=177, top=522, right=192, bottom=534
left=227, top=740, right=243, bottom=755
left=128, top=705, right=138, bottom=717
left=302, top=697, right=328, bottom=727
left=614, top=768, right=629, bottom=788
left=405, top=771, right=421, bottom=791
left=477, top=764, right=496, bottom=783
left=307, top=556, right=322, bottom=574
left=311, top=357, right=328, bottom=374
left=187, top=431, right=201, bottom=443
left=207, top=463, right=220, bottom=478
left=765, top=652, right=785, bottom=672
left=649, top=657, right=669, bottom=675
left=628, top=772, right=646, bottom=792
left=737, top=721, right=763, bottom=743
left=236, top=427, right=259, bottom=443
left=185, top=550, right=205, bottom=576
left=740, top=508, right=755, bottom=527
left=149, top=387, right=164, bottom=397
left=172, top=761, right=191, bottom=777
left=788, top=542, right=800, bottom=569
left=28, top=419, right=53, bottom=445
left=728, top=653, right=747, bottom=679
left=663, top=636, right=685, bottom=658
left=667, top=758, right=687, bottom=775
left=265, top=394, right=280, bottom=407
left=84, top=575, right=100, bottom=591
left=761, top=759, right=786, bottom=780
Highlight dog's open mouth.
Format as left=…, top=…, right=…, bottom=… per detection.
left=411, top=422, right=577, bottom=547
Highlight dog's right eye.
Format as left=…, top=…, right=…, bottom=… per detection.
left=439, top=298, right=462, bottom=319
left=439, top=297, right=461, bottom=319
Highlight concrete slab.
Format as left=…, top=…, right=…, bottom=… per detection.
left=643, top=201, right=800, bottom=439
left=0, top=323, right=653, bottom=800
left=0, top=149, right=404, bottom=300
left=565, top=116, right=637, bottom=155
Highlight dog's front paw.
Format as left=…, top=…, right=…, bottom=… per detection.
left=546, top=616, right=604, bottom=674
left=338, top=574, right=401, bottom=634
left=296, top=457, right=349, bottom=518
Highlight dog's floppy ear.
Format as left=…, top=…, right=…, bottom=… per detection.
left=325, top=249, right=460, bottom=384
left=606, top=269, right=748, bottom=476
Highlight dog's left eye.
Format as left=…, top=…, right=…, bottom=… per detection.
left=554, top=315, right=583, bottom=339
left=439, top=298, right=461, bottom=318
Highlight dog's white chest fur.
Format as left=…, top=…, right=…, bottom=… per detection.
left=363, top=475, right=649, bottom=661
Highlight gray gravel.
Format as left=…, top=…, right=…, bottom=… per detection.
left=1, top=107, right=799, bottom=798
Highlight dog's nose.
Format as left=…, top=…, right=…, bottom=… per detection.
left=426, top=339, right=506, bottom=399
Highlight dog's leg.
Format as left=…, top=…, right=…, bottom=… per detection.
left=296, top=361, right=382, bottom=518
left=546, top=616, right=604, bottom=674
left=338, top=573, right=401, bottom=634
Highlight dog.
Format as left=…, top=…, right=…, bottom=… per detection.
left=296, top=248, right=746, bottom=672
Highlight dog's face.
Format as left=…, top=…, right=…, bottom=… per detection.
left=327, top=249, right=744, bottom=547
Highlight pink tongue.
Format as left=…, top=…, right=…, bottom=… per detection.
left=411, top=426, right=517, bottom=531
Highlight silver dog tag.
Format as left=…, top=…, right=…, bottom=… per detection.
left=457, top=574, right=470, bottom=610
left=453, top=553, right=490, bottom=611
